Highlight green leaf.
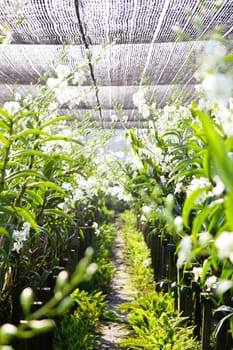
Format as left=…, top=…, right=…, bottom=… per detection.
left=10, top=150, right=49, bottom=159
left=15, top=207, right=38, bottom=231
left=0, top=108, right=11, bottom=120
left=171, top=168, right=205, bottom=183
left=0, top=226, right=9, bottom=238
left=207, top=203, right=225, bottom=234
left=225, top=193, right=233, bottom=231
left=43, top=209, right=75, bottom=224
left=39, top=135, right=84, bottom=146
left=224, top=53, right=233, bottom=62
left=25, top=189, right=44, bottom=206
left=192, top=206, right=212, bottom=244
left=201, top=257, right=213, bottom=283
left=0, top=133, right=10, bottom=146
left=5, top=170, right=46, bottom=182
left=231, top=315, right=233, bottom=337
left=27, top=181, right=65, bottom=194
left=13, top=129, right=50, bottom=140
left=0, top=247, right=10, bottom=266
left=41, top=115, right=75, bottom=129
left=220, top=268, right=233, bottom=281
left=182, top=186, right=211, bottom=228
left=194, top=109, right=233, bottom=192
left=0, top=119, right=10, bottom=131
left=3, top=206, right=38, bottom=232
left=202, top=150, right=212, bottom=179
left=0, top=193, right=16, bottom=205
left=78, top=227, right=84, bottom=240
left=43, top=157, right=57, bottom=179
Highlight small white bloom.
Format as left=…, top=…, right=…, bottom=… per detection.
left=177, top=236, right=192, bottom=269
left=3, top=101, right=21, bottom=115
left=141, top=259, right=150, bottom=268
left=140, top=214, right=147, bottom=223
left=215, top=106, right=233, bottom=137
left=133, top=89, right=146, bottom=107
left=62, top=182, right=72, bottom=191
left=216, top=280, right=233, bottom=294
left=192, top=266, right=203, bottom=281
left=12, top=241, right=23, bottom=253
left=205, top=275, right=217, bottom=290
left=24, top=94, right=33, bottom=102
left=12, top=230, right=26, bottom=242
left=47, top=77, right=61, bottom=89
left=121, top=115, right=128, bottom=123
left=139, top=104, right=150, bottom=119
left=141, top=205, right=152, bottom=216
left=92, top=222, right=100, bottom=236
left=212, top=175, right=225, bottom=196
left=174, top=216, right=183, bottom=233
left=111, top=114, right=118, bottom=123
left=14, top=92, right=21, bottom=101
left=174, top=181, right=183, bottom=194
left=186, top=176, right=211, bottom=204
left=198, top=231, right=212, bottom=245
left=202, top=73, right=232, bottom=104
left=92, top=222, right=98, bottom=230
left=22, top=222, right=31, bottom=236
left=48, top=102, right=59, bottom=111
left=72, top=70, right=86, bottom=85
left=57, top=198, right=70, bottom=212
left=215, top=231, right=233, bottom=263
left=55, top=64, right=71, bottom=80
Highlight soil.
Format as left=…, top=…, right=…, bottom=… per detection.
left=95, top=231, right=136, bottom=349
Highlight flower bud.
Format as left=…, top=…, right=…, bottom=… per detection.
left=85, top=247, right=94, bottom=257
left=56, top=296, right=74, bottom=314
left=0, top=323, right=18, bottom=343
left=28, top=319, right=55, bottom=333
left=20, top=288, right=34, bottom=317
left=86, top=263, right=98, bottom=276
left=55, top=270, right=69, bottom=291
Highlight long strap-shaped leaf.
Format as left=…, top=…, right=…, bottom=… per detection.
left=193, top=109, right=233, bottom=192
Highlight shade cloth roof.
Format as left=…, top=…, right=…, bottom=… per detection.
left=0, top=0, right=233, bottom=128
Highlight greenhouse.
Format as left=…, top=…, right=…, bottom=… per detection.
left=0, top=0, right=233, bottom=349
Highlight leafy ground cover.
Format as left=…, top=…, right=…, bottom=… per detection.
left=118, top=211, right=200, bottom=350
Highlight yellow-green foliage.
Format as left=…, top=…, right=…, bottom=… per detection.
left=119, top=210, right=155, bottom=293
left=120, top=292, right=199, bottom=349
left=118, top=210, right=200, bottom=349
left=53, top=288, right=107, bottom=349
left=82, top=223, right=116, bottom=293
left=72, top=289, right=106, bottom=328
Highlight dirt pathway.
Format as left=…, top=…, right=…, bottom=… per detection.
left=95, top=231, right=135, bottom=349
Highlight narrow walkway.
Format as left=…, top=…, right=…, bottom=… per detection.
left=95, top=230, right=135, bottom=349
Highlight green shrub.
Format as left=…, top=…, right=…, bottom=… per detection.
left=53, top=289, right=107, bottom=349
left=82, top=224, right=116, bottom=293
left=118, top=211, right=200, bottom=349
left=119, top=210, right=155, bottom=294
left=120, top=292, right=200, bottom=349
left=53, top=313, right=97, bottom=350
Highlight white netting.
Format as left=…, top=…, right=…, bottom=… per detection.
left=0, top=0, right=232, bottom=127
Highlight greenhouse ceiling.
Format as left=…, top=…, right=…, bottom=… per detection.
left=0, top=0, right=233, bottom=128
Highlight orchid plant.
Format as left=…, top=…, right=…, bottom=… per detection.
left=0, top=56, right=127, bottom=331
left=122, top=36, right=233, bottom=337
